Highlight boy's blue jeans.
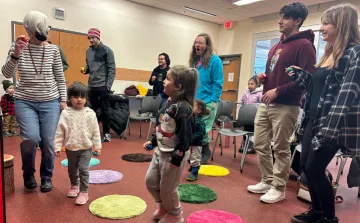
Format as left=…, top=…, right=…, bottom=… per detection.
left=15, top=99, right=60, bottom=180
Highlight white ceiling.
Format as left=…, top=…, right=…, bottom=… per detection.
left=127, top=0, right=337, bottom=24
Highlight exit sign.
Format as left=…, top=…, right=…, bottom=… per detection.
left=224, top=21, right=232, bottom=29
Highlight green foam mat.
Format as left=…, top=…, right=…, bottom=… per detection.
left=178, top=184, right=217, bottom=204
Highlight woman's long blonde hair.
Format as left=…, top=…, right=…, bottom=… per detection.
left=189, top=33, right=216, bottom=68
left=317, top=4, right=360, bottom=68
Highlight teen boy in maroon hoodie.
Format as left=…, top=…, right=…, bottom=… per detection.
left=247, top=2, right=316, bottom=204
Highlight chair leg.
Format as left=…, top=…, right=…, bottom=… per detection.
left=341, top=157, right=348, bottom=175
left=233, top=136, right=237, bottom=159
left=290, top=147, right=297, bottom=168
left=146, top=121, right=152, bottom=140
left=139, top=120, right=142, bottom=137
left=219, top=135, right=223, bottom=156
left=240, top=135, right=250, bottom=173
left=211, top=133, right=220, bottom=161
left=212, top=128, right=213, bottom=140
left=358, top=187, right=360, bottom=198
left=336, top=156, right=339, bottom=165
left=123, top=117, right=130, bottom=140
left=335, top=157, right=347, bottom=188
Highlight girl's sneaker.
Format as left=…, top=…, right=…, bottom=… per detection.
left=159, top=211, right=184, bottom=223
left=3, top=132, right=11, bottom=137
left=152, top=203, right=167, bottom=221
left=10, top=130, right=19, bottom=136
left=67, top=185, right=79, bottom=198
left=75, top=192, right=89, bottom=205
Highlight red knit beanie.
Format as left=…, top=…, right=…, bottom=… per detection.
left=88, top=28, right=100, bottom=40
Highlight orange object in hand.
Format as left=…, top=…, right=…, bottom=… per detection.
left=61, top=147, right=66, bottom=152
left=19, top=35, right=28, bottom=43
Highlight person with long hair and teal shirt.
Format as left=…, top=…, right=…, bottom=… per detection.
left=189, top=33, right=224, bottom=164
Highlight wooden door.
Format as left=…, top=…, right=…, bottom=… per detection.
left=59, top=32, right=89, bottom=85
left=221, top=56, right=241, bottom=115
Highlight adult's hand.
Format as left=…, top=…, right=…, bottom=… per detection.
left=60, top=101, right=67, bottom=110
left=13, top=35, right=28, bottom=58
left=151, top=76, right=156, bottom=82
left=262, top=88, right=278, bottom=105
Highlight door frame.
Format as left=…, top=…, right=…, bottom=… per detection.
left=11, top=21, right=87, bottom=84
left=218, top=54, right=242, bottom=103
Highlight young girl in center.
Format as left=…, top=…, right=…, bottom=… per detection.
left=144, top=65, right=197, bottom=223
left=54, top=82, right=102, bottom=205
left=237, top=76, right=263, bottom=154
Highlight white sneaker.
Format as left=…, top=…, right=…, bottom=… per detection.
left=260, top=187, right=285, bottom=204
left=247, top=182, right=271, bottom=194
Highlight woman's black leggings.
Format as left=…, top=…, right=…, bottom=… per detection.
left=300, top=120, right=338, bottom=218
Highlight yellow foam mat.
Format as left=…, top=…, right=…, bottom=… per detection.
left=89, top=195, right=146, bottom=219
left=199, top=165, right=230, bottom=177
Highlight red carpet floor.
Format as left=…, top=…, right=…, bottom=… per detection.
left=3, top=123, right=360, bottom=223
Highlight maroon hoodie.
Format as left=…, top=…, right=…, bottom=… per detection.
left=264, top=29, right=316, bottom=106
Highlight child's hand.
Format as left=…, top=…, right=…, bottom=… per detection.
left=93, top=150, right=102, bottom=157
left=143, top=141, right=152, bottom=151
left=55, top=151, right=61, bottom=157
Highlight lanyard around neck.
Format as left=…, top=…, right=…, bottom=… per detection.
left=28, top=45, right=45, bottom=75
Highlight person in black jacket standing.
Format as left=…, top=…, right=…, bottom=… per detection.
left=149, top=53, right=170, bottom=104
left=81, top=28, right=116, bottom=142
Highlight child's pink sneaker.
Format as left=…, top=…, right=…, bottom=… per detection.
left=75, top=192, right=89, bottom=205
left=159, top=211, right=184, bottom=223
left=67, top=185, right=79, bottom=198
left=153, top=203, right=167, bottom=220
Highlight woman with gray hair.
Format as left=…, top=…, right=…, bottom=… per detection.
left=1, top=11, right=67, bottom=192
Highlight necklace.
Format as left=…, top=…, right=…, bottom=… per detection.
left=28, top=45, right=45, bottom=76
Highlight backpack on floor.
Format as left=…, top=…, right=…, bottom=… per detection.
left=297, top=170, right=343, bottom=204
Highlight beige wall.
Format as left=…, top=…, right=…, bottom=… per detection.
left=0, top=0, right=220, bottom=95
left=217, top=1, right=360, bottom=100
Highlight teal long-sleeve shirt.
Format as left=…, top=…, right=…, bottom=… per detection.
left=195, top=54, right=224, bottom=104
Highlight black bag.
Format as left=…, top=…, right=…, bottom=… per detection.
left=97, top=94, right=130, bottom=136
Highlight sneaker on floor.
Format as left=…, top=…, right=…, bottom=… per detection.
left=10, top=130, right=19, bottom=136
left=67, top=185, right=80, bottom=198
left=291, top=207, right=323, bottom=223
left=3, top=132, right=11, bottom=137
left=152, top=203, right=167, bottom=221
left=40, top=179, right=53, bottom=193
left=247, top=182, right=271, bottom=194
left=260, top=187, right=285, bottom=204
left=186, top=172, right=199, bottom=181
left=239, top=147, right=256, bottom=154
left=75, top=192, right=89, bottom=205
left=315, top=217, right=339, bottom=223
left=159, top=212, right=184, bottom=223
left=103, top=133, right=111, bottom=142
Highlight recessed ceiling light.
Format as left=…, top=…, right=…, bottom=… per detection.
left=233, top=0, right=264, bottom=6
left=184, top=6, right=216, bottom=17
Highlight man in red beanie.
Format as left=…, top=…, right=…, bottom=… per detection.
left=81, top=28, right=116, bottom=142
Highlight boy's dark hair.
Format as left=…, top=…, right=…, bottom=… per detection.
left=67, top=81, right=88, bottom=100
left=280, top=2, right=308, bottom=28
left=195, top=100, right=210, bottom=116
left=159, top=53, right=171, bottom=66
left=249, top=76, right=258, bottom=86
